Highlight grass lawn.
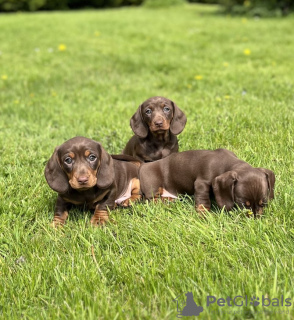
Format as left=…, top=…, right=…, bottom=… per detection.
left=0, top=3, right=294, bottom=319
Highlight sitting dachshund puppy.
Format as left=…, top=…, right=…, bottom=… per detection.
left=45, top=136, right=141, bottom=227
left=139, top=149, right=275, bottom=216
left=122, top=96, right=187, bottom=162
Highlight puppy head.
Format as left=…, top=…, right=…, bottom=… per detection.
left=45, top=137, right=115, bottom=194
left=212, top=168, right=275, bottom=216
left=130, top=96, right=187, bottom=138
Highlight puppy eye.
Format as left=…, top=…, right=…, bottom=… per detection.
left=89, top=154, right=97, bottom=162
left=163, top=107, right=170, bottom=112
left=64, top=157, right=73, bottom=165
left=145, top=109, right=152, bottom=115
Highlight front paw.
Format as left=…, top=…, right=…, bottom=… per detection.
left=91, top=210, right=109, bottom=226
left=196, top=204, right=210, bottom=218
left=51, top=220, right=64, bottom=228
left=120, top=194, right=142, bottom=207
left=51, top=211, right=68, bottom=227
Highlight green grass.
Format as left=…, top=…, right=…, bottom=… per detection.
left=0, top=3, right=294, bottom=319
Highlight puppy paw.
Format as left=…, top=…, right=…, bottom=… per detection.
left=196, top=204, right=210, bottom=218
left=91, top=210, right=109, bottom=227
left=160, top=197, right=176, bottom=203
left=51, top=215, right=68, bottom=228
left=51, top=220, right=64, bottom=228
left=90, top=217, right=108, bottom=226
left=120, top=194, right=142, bottom=207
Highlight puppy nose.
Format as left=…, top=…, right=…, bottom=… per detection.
left=77, top=176, right=89, bottom=185
left=154, top=119, right=163, bottom=127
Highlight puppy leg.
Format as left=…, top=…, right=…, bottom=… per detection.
left=91, top=205, right=109, bottom=226
left=52, top=195, right=70, bottom=227
left=130, top=178, right=142, bottom=202
left=158, top=187, right=177, bottom=202
left=149, top=187, right=177, bottom=204
left=121, top=178, right=142, bottom=207
left=194, top=180, right=211, bottom=217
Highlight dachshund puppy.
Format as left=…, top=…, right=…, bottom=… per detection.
left=123, top=96, right=187, bottom=162
left=139, top=149, right=275, bottom=216
left=45, top=137, right=141, bottom=226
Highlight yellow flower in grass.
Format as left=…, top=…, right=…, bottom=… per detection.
left=215, top=97, right=222, bottom=102
left=58, top=44, right=66, bottom=51
left=224, top=95, right=231, bottom=100
left=194, top=75, right=203, bottom=80
left=223, top=62, right=229, bottom=67
left=94, top=31, right=100, bottom=37
left=1, top=75, right=7, bottom=80
left=242, top=18, right=248, bottom=23
left=244, top=48, right=251, bottom=56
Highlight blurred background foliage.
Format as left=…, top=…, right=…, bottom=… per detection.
left=0, top=0, right=293, bottom=15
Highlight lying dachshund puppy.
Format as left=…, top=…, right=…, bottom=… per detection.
left=45, top=136, right=141, bottom=226
left=139, top=149, right=275, bottom=216
left=123, top=96, right=187, bottom=162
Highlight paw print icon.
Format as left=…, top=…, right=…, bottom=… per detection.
left=250, top=296, right=260, bottom=306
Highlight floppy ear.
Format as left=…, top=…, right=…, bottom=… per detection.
left=44, top=147, right=69, bottom=194
left=256, top=168, right=275, bottom=200
left=170, top=101, right=187, bottom=135
left=96, top=144, right=115, bottom=189
left=212, top=171, right=238, bottom=210
left=130, top=105, right=149, bottom=138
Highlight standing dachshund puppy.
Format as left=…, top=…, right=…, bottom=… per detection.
left=139, top=149, right=275, bottom=216
left=45, top=137, right=141, bottom=227
left=123, top=96, right=187, bottom=162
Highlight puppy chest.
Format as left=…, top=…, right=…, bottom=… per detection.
left=63, top=189, right=109, bottom=208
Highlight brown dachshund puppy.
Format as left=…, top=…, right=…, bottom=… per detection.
left=123, top=96, right=187, bottom=162
left=45, top=137, right=141, bottom=227
left=139, top=149, right=275, bottom=216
